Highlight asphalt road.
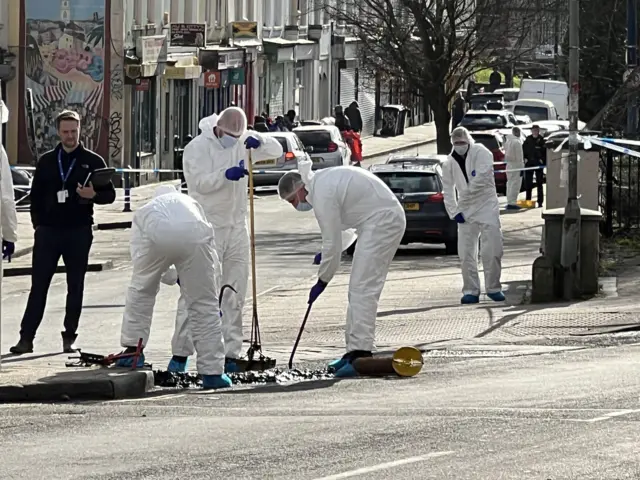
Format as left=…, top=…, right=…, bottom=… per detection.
left=2, top=344, right=640, bottom=479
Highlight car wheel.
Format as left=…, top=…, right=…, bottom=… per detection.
left=445, top=241, right=458, bottom=255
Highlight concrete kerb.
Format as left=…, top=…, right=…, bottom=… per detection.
left=362, top=137, right=437, bottom=160
left=0, top=368, right=155, bottom=403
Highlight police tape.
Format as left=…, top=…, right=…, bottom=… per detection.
left=494, top=165, right=545, bottom=174
left=10, top=165, right=288, bottom=176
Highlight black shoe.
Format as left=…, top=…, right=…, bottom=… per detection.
left=61, top=332, right=79, bottom=353
left=9, top=339, right=33, bottom=355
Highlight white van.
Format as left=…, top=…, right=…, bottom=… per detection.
left=518, top=79, right=569, bottom=119
left=511, top=99, right=558, bottom=123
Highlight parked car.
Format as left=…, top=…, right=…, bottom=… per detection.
left=469, top=93, right=504, bottom=110
left=385, top=154, right=449, bottom=166
left=293, top=125, right=351, bottom=168
left=12, top=168, right=32, bottom=205
left=468, top=131, right=507, bottom=194
left=252, top=132, right=312, bottom=187
left=494, top=87, right=520, bottom=104
left=511, top=99, right=558, bottom=122
left=459, top=110, right=517, bottom=131
left=369, top=163, right=458, bottom=254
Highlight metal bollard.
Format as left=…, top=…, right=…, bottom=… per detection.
left=122, top=165, right=132, bottom=213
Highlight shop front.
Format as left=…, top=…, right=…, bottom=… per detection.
left=198, top=48, right=246, bottom=118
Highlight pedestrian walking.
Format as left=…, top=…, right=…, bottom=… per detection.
left=277, top=159, right=406, bottom=378
left=9, top=110, right=116, bottom=355
left=441, top=127, right=505, bottom=305
left=523, top=124, right=546, bottom=208
left=334, top=105, right=352, bottom=132
left=451, top=92, right=466, bottom=130
left=344, top=102, right=363, bottom=133
left=504, top=126, right=525, bottom=210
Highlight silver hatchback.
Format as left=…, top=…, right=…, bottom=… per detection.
left=252, top=132, right=311, bottom=187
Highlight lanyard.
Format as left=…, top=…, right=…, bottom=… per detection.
left=57, top=149, right=76, bottom=187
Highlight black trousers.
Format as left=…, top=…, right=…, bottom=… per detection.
left=19, top=226, right=93, bottom=341
left=525, top=167, right=545, bottom=206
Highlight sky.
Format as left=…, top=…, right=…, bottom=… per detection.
left=25, top=0, right=105, bottom=22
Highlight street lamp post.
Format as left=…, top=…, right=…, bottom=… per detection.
left=560, top=0, right=581, bottom=300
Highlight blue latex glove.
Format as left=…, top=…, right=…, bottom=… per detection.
left=313, top=252, right=322, bottom=265
left=244, top=136, right=261, bottom=149
left=225, top=160, right=249, bottom=181
left=308, top=279, right=328, bottom=305
left=454, top=213, right=465, bottom=224
left=2, top=240, right=15, bottom=262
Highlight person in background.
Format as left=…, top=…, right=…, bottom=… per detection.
left=523, top=124, right=546, bottom=208
left=441, top=127, right=505, bottom=305
left=504, top=126, right=525, bottom=210
left=345, top=102, right=363, bottom=133
left=284, top=110, right=298, bottom=131
left=451, top=92, right=466, bottom=130
left=10, top=110, right=116, bottom=355
left=334, top=105, right=352, bottom=132
left=253, top=115, right=269, bottom=133
left=489, top=67, right=502, bottom=92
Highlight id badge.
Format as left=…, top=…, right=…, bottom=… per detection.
left=57, top=190, right=68, bottom=203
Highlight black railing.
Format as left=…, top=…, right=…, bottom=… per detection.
left=599, top=146, right=640, bottom=237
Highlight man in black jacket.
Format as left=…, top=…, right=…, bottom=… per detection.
left=10, top=110, right=116, bottom=354
left=522, top=124, right=547, bottom=208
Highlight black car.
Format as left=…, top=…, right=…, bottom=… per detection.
left=12, top=168, right=32, bottom=206
left=370, top=163, right=458, bottom=254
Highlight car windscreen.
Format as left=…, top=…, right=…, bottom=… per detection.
left=470, top=135, right=500, bottom=151
left=295, top=130, right=332, bottom=147
left=501, top=91, right=519, bottom=102
left=375, top=172, right=440, bottom=194
left=513, top=106, right=549, bottom=122
left=460, top=114, right=506, bottom=128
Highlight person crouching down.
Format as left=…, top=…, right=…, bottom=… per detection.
left=277, top=159, right=406, bottom=377
left=116, top=185, right=231, bottom=390
left=442, top=127, right=505, bottom=305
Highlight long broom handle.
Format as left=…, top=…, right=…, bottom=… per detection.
left=247, top=150, right=259, bottom=319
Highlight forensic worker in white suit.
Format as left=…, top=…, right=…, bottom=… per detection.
left=277, top=159, right=405, bottom=378
left=177, top=107, right=283, bottom=373
left=441, top=127, right=505, bottom=305
left=504, top=126, right=525, bottom=209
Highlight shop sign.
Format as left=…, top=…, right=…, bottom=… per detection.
left=135, top=78, right=150, bottom=91
left=230, top=21, right=258, bottom=40
left=170, top=23, right=206, bottom=47
left=204, top=71, right=221, bottom=89
left=137, top=35, right=168, bottom=65
left=229, top=68, right=245, bottom=85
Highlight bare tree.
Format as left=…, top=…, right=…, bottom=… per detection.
left=324, top=0, right=554, bottom=153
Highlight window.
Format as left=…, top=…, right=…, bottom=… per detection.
left=460, top=114, right=506, bottom=128
left=163, top=91, right=170, bottom=151
left=470, top=134, right=501, bottom=151
left=295, top=130, right=333, bottom=152
left=274, top=136, right=289, bottom=152
left=136, top=79, right=157, bottom=154
left=173, top=80, right=193, bottom=145
left=215, top=0, right=223, bottom=25
left=299, top=0, right=309, bottom=26
left=374, top=173, right=441, bottom=194
left=513, top=106, right=549, bottom=122
left=274, top=0, right=283, bottom=26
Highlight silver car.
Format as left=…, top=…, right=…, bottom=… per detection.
left=386, top=154, right=448, bottom=167
left=252, top=132, right=311, bottom=187
left=293, top=125, right=351, bottom=169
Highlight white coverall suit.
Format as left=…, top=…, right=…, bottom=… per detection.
left=120, top=187, right=225, bottom=375
left=180, top=114, right=283, bottom=359
left=301, top=160, right=406, bottom=352
left=441, top=133, right=503, bottom=296
left=0, top=143, right=18, bottom=361
left=504, top=134, right=525, bottom=206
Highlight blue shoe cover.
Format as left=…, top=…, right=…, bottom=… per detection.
left=167, top=358, right=188, bottom=373
left=224, top=359, right=240, bottom=373
left=115, top=353, right=145, bottom=368
left=487, top=291, right=506, bottom=302
left=334, top=362, right=359, bottom=378
left=328, top=357, right=347, bottom=373
left=202, top=374, right=232, bottom=390
left=461, top=294, right=480, bottom=304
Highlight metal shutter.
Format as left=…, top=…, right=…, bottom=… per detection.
left=358, top=72, right=376, bottom=137
left=269, top=63, right=285, bottom=117
left=339, top=67, right=357, bottom=108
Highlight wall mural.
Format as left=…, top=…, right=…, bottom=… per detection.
left=23, top=0, right=106, bottom=160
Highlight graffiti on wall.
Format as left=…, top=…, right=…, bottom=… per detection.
left=23, top=0, right=105, bottom=159
left=107, top=111, right=122, bottom=161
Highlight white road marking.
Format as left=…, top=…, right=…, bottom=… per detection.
left=583, top=409, right=640, bottom=423
left=312, top=451, right=454, bottom=479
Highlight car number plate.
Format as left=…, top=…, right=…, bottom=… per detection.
left=254, top=159, right=276, bottom=166
left=404, top=203, right=420, bottom=211
left=312, top=157, right=323, bottom=163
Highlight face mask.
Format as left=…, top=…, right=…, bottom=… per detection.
left=295, top=201, right=313, bottom=212
left=453, top=144, right=469, bottom=156
left=219, top=134, right=238, bottom=149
